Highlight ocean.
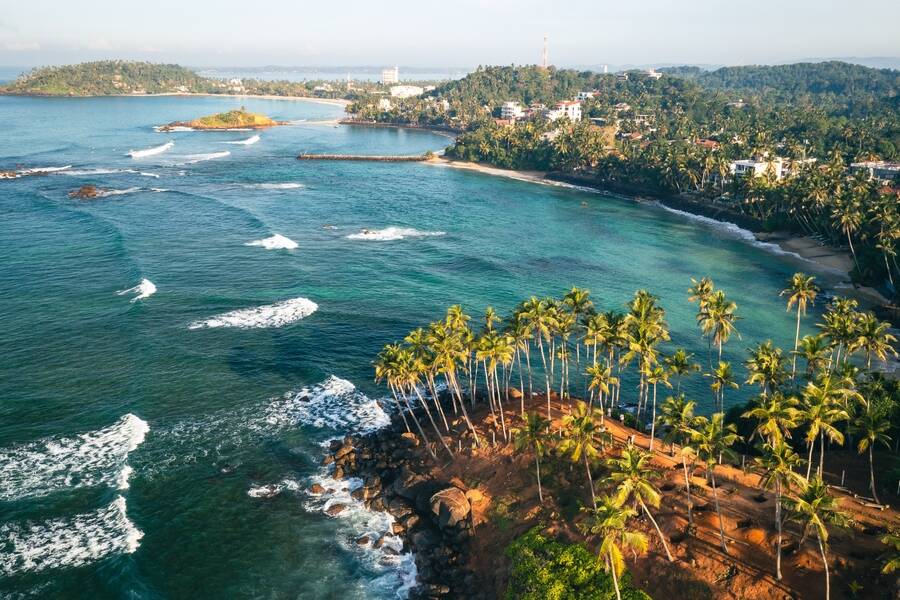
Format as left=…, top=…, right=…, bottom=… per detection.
left=0, top=95, right=825, bottom=598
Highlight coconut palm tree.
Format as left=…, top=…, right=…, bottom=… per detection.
left=745, top=341, right=788, bottom=396
left=851, top=408, right=891, bottom=504
left=697, top=290, right=740, bottom=363
left=645, top=365, right=671, bottom=451
left=753, top=441, right=805, bottom=580
left=563, top=286, right=593, bottom=378
left=579, top=495, right=648, bottom=600
left=781, top=273, right=819, bottom=380
left=559, top=400, right=604, bottom=505
left=794, top=334, right=830, bottom=379
left=849, top=312, right=898, bottom=370
left=605, top=444, right=674, bottom=561
left=786, top=477, right=848, bottom=600
left=879, top=531, right=900, bottom=574
left=799, top=376, right=853, bottom=479
left=689, top=413, right=741, bottom=553
left=428, top=322, right=480, bottom=446
left=742, top=391, right=800, bottom=446
left=522, top=296, right=556, bottom=422
left=818, top=297, right=860, bottom=369
left=375, top=344, right=438, bottom=460
left=512, top=413, right=550, bottom=503
left=664, top=348, right=700, bottom=393
left=657, top=394, right=695, bottom=455
left=586, top=363, right=617, bottom=417
left=709, top=361, right=739, bottom=413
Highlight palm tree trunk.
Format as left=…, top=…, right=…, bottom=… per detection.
left=535, top=453, right=544, bottom=503
left=640, top=499, right=674, bottom=561
left=450, top=372, right=480, bottom=447
left=538, top=339, right=552, bottom=422
left=584, top=454, right=596, bottom=506
left=869, top=445, right=880, bottom=504
left=494, top=366, right=508, bottom=441
left=388, top=384, right=412, bottom=433
left=525, top=345, right=534, bottom=400
left=818, top=430, right=825, bottom=477
left=847, top=230, right=860, bottom=274
left=649, top=383, right=658, bottom=451
left=818, top=531, right=831, bottom=600
left=806, top=440, right=815, bottom=480
left=711, top=469, right=728, bottom=554
left=682, top=455, right=694, bottom=526
left=516, top=349, right=525, bottom=417
left=412, top=385, right=454, bottom=459
left=792, top=308, right=801, bottom=379
left=775, top=483, right=782, bottom=580
left=400, top=390, right=437, bottom=460
left=609, top=552, right=622, bottom=600
left=426, top=375, right=450, bottom=432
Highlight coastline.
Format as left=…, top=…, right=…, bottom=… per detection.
left=0, top=91, right=351, bottom=107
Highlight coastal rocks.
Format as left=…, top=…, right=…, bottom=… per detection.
left=325, top=503, right=347, bottom=516
left=429, top=487, right=471, bottom=529
left=308, top=483, right=326, bottom=495
left=69, top=185, right=100, bottom=199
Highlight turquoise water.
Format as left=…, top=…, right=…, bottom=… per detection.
left=0, top=95, right=824, bottom=598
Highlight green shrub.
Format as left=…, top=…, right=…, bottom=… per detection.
left=505, top=527, right=652, bottom=600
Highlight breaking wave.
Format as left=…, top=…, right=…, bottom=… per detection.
left=154, top=125, right=194, bottom=132
left=244, top=234, right=298, bottom=250
left=247, top=478, right=300, bottom=499
left=0, top=497, right=143, bottom=577
left=0, top=414, right=149, bottom=502
left=117, top=278, right=157, bottom=302
left=96, top=187, right=142, bottom=198
left=188, top=296, right=318, bottom=329
left=264, top=376, right=391, bottom=434
left=224, top=135, right=260, bottom=145
left=180, top=151, right=230, bottom=164
left=62, top=168, right=138, bottom=177
left=244, top=182, right=304, bottom=190
left=17, top=165, right=72, bottom=175
left=346, top=227, right=446, bottom=241
left=129, top=141, right=174, bottom=158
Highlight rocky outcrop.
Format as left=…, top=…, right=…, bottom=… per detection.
left=69, top=185, right=100, bottom=199
left=324, top=426, right=484, bottom=599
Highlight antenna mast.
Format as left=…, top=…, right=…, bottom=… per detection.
left=542, top=35, right=549, bottom=68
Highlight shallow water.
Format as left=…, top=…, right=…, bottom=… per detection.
left=0, top=95, right=825, bottom=598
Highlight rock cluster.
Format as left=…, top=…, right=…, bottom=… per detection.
left=323, top=425, right=485, bottom=599
left=69, top=185, right=100, bottom=199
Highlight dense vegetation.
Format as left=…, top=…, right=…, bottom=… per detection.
left=505, top=527, right=651, bottom=599
left=374, top=276, right=899, bottom=598
left=182, top=109, right=277, bottom=129
left=350, top=63, right=900, bottom=296
left=0, top=60, right=377, bottom=100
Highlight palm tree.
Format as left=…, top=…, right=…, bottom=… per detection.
left=689, top=413, right=741, bottom=553
left=580, top=495, right=648, bottom=600
left=786, top=477, right=848, bottom=600
left=645, top=365, right=671, bottom=451
left=745, top=341, right=788, bottom=396
left=374, top=344, right=438, bottom=460
left=697, top=290, right=740, bottom=363
left=832, top=195, right=863, bottom=274
left=742, top=391, right=800, bottom=446
left=428, top=322, right=480, bottom=446
left=879, top=531, right=900, bottom=574
left=708, top=361, right=739, bottom=413
left=753, top=441, right=805, bottom=580
left=664, top=348, right=700, bottom=393
left=799, top=377, right=852, bottom=479
left=512, top=413, right=550, bottom=503
left=559, top=400, right=603, bottom=505
left=781, top=273, right=819, bottom=379
left=523, top=296, right=556, bottom=422
left=794, top=334, right=830, bottom=379
left=563, top=286, right=593, bottom=378
left=605, top=445, right=674, bottom=561
left=849, top=312, right=898, bottom=370
left=586, top=363, right=618, bottom=416
left=851, top=409, right=891, bottom=504
left=657, top=394, right=695, bottom=455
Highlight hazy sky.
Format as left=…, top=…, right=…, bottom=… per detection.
left=1, top=0, right=898, bottom=68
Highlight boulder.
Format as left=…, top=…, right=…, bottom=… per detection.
left=309, top=483, right=326, bottom=495
left=429, top=487, right=471, bottom=529
left=399, top=432, right=420, bottom=447
left=325, top=503, right=347, bottom=517
left=69, top=185, right=100, bottom=199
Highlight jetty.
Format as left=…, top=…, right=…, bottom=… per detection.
left=296, top=153, right=431, bottom=162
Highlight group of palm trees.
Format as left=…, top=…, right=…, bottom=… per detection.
left=373, top=276, right=897, bottom=599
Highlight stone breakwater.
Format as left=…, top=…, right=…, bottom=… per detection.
left=320, top=424, right=485, bottom=600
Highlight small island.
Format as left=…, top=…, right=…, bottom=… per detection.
left=157, top=108, right=286, bottom=131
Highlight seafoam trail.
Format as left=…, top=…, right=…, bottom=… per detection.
left=0, top=496, right=143, bottom=577
left=188, top=297, right=317, bottom=329
left=0, top=414, right=150, bottom=501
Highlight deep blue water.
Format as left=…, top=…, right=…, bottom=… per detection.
left=0, top=95, right=828, bottom=598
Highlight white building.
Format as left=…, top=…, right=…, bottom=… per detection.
left=646, top=68, right=663, bottom=80
left=730, top=157, right=785, bottom=180
left=850, top=161, right=900, bottom=183
left=381, top=67, right=399, bottom=85
left=389, top=85, right=424, bottom=98
left=576, top=91, right=598, bottom=101
left=547, top=100, right=582, bottom=122
left=377, top=98, right=392, bottom=110
left=500, top=101, right=525, bottom=120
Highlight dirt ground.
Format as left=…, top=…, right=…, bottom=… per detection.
left=421, top=393, right=900, bottom=600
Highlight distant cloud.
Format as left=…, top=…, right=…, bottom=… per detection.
left=3, top=41, right=40, bottom=52
left=85, top=38, right=113, bottom=51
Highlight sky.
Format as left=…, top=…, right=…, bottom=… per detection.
left=1, top=0, right=898, bottom=68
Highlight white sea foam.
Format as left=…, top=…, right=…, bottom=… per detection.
left=154, top=125, right=194, bottom=132
left=244, top=182, right=304, bottom=190
left=181, top=151, right=231, bottom=164
left=0, top=496, right=143, bottom=577
left=346, top=227, right=446, bottom=241
left=62, top=168, right=139, bottom=177
left=17, top=165, right=72, bottom=175
left=129, top=141, right=174, bottom=158
left=117, top=279, right=156, bottom=302
left=224, top=134, right=260, bottom=145
left=647, top=201, right=826, bottom=266
left=96, top=187, right=142, bottom=198
left=265, top=376, right=391, bottom=434
left=247, top=478, right=301, bottom=499
left=140, top=172, right=161, bottom=178
left=304, top=473, right=416, bottom=598
left=150, top=188, right=170, bottom=193
left=0, top=414, right=149, bottom=502
left=188, top=296, right=317, bottom=329
left=244, top=234, right=298, bottom=250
